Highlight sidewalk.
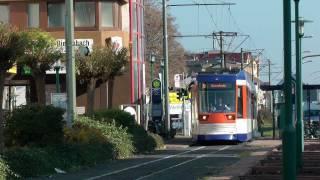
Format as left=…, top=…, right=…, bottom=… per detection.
left=205, top=139, right=282, bottom=180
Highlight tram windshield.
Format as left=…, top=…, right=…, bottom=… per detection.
left=198, top=82, right=236, bottom=113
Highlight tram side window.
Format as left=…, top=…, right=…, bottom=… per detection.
left=237, top=86, right=243, bottom=118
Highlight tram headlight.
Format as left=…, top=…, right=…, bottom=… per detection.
left=226, top=114, right=235, bottom=120
left=199, top=115, right=208, bottom=121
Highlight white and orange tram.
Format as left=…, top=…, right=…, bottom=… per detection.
left=191, top=71, right=258, bottom=142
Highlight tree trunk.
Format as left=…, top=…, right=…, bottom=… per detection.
left=87, top=78, right=97, bottom=115
left=107, top=78, right=114, bottom=109
left=34, top=73, right=46, bottom=105
left=0, top=70, right=6, bottom=152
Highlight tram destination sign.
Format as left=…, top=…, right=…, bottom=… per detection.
left=202, top=83, right=234, bottom=89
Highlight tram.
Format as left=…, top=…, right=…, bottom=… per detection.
left=191, top=71, right=257, bottom=142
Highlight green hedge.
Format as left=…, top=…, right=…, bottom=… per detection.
left=0, top=116, right=134, bottom=179
left=94, top=109, right=136, bottom=128
left=94, top=109, right=164, bottom=152
left=0, top=144, right=114, bottom=179
left=5, top=105, right=65, bottom=147
left=75, top=116, right=134, bottom=158
left=0, top=108, right=163, bottom=179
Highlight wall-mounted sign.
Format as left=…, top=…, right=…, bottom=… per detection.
left=51, top=93, right=67, bottom=110
left=110, top=36, right=123, bottom=51
left=56, top=39, right=94, bottom=53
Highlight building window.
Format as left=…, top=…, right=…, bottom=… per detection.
left=101, top=2, right=114, bottom=27
left=47, top=3, right=65, bottom=27
left=0, top=5, right=9, bottom=23
left=28, top=3, right=39, bottom=28
left=75, top=2, right=95, bottom=27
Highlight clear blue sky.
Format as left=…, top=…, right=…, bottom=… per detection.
left=169, top=0, right=320, bottom=84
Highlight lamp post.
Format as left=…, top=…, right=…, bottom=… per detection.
left=283, top=0, right=296, bottom=179
left=149, top=53, right=156, bottom=122
left=150, top=54, right=156, bottom=87
left=292, top=6, right=313, bottom=166
left=294, top=0, right=303, bottom=169
left=162, top=0, right=170, bottom=136
left=54, top=60, right=61, bottom=93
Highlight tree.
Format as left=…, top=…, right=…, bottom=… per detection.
left=0, top=23, right=25, bottom=151
left=144, top=0, right=187, bottom=86
left=76, top=45, right=128, bottom=115
left=18, top=29, right=62, bottom=105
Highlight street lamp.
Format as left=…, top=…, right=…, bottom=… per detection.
left=149, top=53, right=156, bottom=85
left=54, top=60, right=61, bottom=93
left=149, top=53, right=156, bottom=123
left=292, top=6, right=313, bottom=168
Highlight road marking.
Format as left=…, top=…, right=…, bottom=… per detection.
left=134, top=153, right=239, bottom=158
left=86, top=146, right=205, bottom=180
left=135, top=146, right=230, bottom=180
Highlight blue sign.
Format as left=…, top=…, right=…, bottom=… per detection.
left=152, top=79, right=162, bottom=104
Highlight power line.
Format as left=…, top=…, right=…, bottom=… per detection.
left=201, top=0, right=220, bottom=30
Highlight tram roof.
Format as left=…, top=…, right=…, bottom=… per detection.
left=196, top=70, right=250, bottom=83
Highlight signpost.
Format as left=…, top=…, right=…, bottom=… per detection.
left=151, top=79, right=162, bottom=118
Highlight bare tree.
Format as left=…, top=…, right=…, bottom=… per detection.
left=144, top=0, right=186, bottom=87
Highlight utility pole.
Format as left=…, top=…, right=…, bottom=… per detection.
left=219, top=31, right=224, bottom=69
left=212, top=32, right=215, bottom=50
left=162, top=0, right=170, bottom=137
left=268, top=59, right=271, bottom=86
left=240, top=48, right=244, bottom=70
left=65, top=0, right=76, bottom=128
left=213, top=31, right=237, bottom=70
left=283, top=0, right=297, bottom=179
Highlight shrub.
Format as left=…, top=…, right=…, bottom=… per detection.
left=5, top=105, right=65, bottom=147
left=93, top=109, right=165, bottom=153
left=94, top=109, right=135, bottom=128
left=0, top=155, right=19, bottom=179
left=75, top=116, right=134, bottom=158
left=64, top=125, right=106, bottom=145
left=148, top=133, right=165, bottom=150
left=0, top=144, right=114, bottom=179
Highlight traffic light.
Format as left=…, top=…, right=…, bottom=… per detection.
left=176, top=89, right=183, bottom=100
left=176, top=88, right=189, bottom=100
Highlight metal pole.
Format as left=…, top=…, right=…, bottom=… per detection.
left=283, top=0, right=297, bottom=179
left=268, top=60, right=271, bottom=86
left=65, top=0, right=76, bottom=128
left=150, top=60, right=154, bottom=122
left=251, top=59, right=254, bottom=137
left=219, top=31, right=224, bottom=69
left=55, top=66, right=61, bottom=93
left=272, top=90, right=276, bottom=139
left=8, top=85, right=11, bottom=111
left=162, top=0, right=170, bottom=136
left=294, top=0, right=303, bottom=169
left=240, top=48, right=244, bottom=70
left=212, top=32, right=215, bottom=50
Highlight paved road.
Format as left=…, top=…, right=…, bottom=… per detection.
left=49, top=138, right=255, bottom=180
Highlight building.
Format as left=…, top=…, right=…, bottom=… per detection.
left=1, top=0, right=145, bottom=112
left=186, top=50, right=260, bottom=81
